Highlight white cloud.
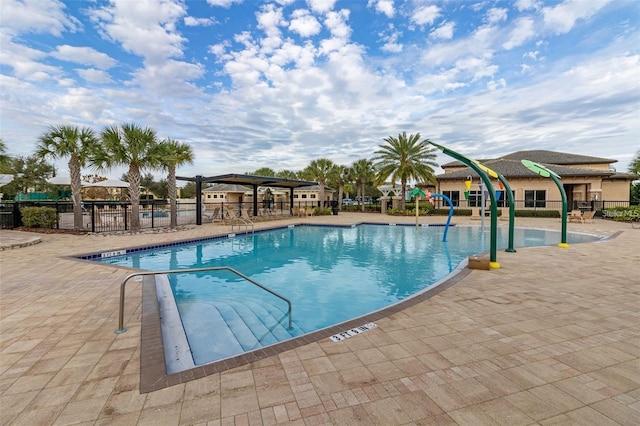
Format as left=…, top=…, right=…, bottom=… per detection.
left=206, top=0, right=242, bottom=7
left=486, top=8, right=508, bottom=24
left=411, top=4, right=440, bottom=26
left=48, top=87, right=108, bottom=121
left=368, top=0, right=394, bottom=18
left=289, top=9, right=322, bottom=37
left=378, top=24, right=402, bottom=53
left=515, top=0, right=542, bottom=12
left=89, top=0, right=187, bottom=65
left=184, top=16, right=216, bottom=27
left=76, top=68, right=112, bottom=84
left=0, top=34, right=60, bottom=81
left=487, top=78, right=506, bottom=91
left=430, top=21, right=455, bottom=40
left=132, top=59, right=205, bottom=97
left=543, top=0, right=611, bottom=35
left=503, top=17, right=535, bottom=50
left=0, top=0, right=80, bottom=36
left=307, top=0, right=336, bottom=14
left=51, top=45, right=117, bottom=69
left=323, top=9, right=351, bottom=39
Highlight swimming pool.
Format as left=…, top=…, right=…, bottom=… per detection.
left=95, top=224, right=601, bottom=371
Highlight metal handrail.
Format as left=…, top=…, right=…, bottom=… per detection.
left=231, top=215, right=254, bottom=233
left=115, top=266, right=292, bottom=334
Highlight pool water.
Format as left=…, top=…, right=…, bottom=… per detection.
left=97, top=224, right=600, bottom=367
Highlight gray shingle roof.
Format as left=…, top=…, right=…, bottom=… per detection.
left=437, top=159, right=615, bottom=180
left=441, top=149, right=617, bottom=168
left=435, top=149, right=631, bottom=180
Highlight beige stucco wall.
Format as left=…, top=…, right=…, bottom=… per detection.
left=601, top=180, right=631, bottom=200
left=437, top=175, right=630, bottom=208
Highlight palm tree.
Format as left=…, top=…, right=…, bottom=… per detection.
left=158, top=138, right=194, bottom=229
left=276, top=169, right=298, bottom=179
left=35, top=125, right=99, bottom=231
left=304, top=158, right=335, bottom=208
left=251, top=167, right=276, bottom=176
left=352, top=159, right=375, bottom=212
left=374, top=132, right=438, bottom=211
left=94, top=123, right=162, bottom=233
left=328, top=164, right=351, bottom=209
left=0, top=140, right=12, bottom=172
left=629, top=150, right=640, bottom=175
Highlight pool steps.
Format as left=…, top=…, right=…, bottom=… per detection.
left=179, top=298, right=303, bottom=365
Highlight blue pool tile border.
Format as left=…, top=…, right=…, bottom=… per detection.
left=75, top=222, right=456, bottom=261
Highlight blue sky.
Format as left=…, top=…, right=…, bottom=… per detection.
left=1, top=0, right=639, bottom=180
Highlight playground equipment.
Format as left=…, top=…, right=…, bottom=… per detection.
left=521, top=159, right=569, bottom=248
left=430, top=142, right=501, bottom=269
left=431, top=193, right=454, bottom=242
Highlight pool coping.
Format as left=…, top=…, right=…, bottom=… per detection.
left=139, top=258, right=473, bottom=393
left=115, top=222, right=466, bottom=393
left=71, top=222, right=608, bottom=393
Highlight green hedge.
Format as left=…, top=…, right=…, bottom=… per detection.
left=514, top=209, right=560, bottom=218
left=603, top=206, right=640, bottom=221
left=313, top=207, right=332, bottom=216
left=20, top=206, right=59, bottom=228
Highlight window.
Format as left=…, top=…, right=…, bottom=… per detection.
left=213, top=194, right=218, bottom=199
left=293, top=194, right=299, bottom=199
left=524, top=190, right=546, bottom=208
left=310, top=194, right=316, bottom=199
left=495, top=190, right=514, bottom=207
left=206, top=194, right=212, bottom=199
left=442, top=191, right=460, bottom=207
left=301, top=194, right=307, bottom=199
left=468, top=190, right=482, bottom=207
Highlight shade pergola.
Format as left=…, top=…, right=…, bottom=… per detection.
left=176, top=173, right=318, bottom=225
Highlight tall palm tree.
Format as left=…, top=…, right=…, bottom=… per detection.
left=35, top=125, right=99, bottom=230
left=0, top=140, right=12, bottom=172
left=94, top=123, right=162, bottom=233
left=352, top=159, right=375, bottom=212
left=276, top=169, right=298, bottom=179
left=328, top=164, right=351, bottom=209
left=374, top=132, right=438, bottom=211
left=304, top=158, right=335, bottom=208
left=158, top=138, right=194, bottom=229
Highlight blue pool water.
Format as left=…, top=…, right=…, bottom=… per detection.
left=96, top=224, right=600, bottom=367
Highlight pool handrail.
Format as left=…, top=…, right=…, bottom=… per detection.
left=115, top=266, right=292, bottom=334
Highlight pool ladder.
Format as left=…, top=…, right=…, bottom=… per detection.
left=114, top=266, right=292, bottom=334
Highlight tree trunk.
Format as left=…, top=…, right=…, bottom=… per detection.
left=168, top=166, right=177, bottom=229
left=129, top=164, right=141, bottom=232
left=69, top=157, right=83, bottom=231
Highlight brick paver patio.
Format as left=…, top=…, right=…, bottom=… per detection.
left=1, top=213, right=638, bottom=425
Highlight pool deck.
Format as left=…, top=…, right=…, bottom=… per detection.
left=1, top=213, right=639, bottom=425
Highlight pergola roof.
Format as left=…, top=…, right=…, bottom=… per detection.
left=177, top=173, right=317, bottom=189
left=176, top=174, right=318, bottom=225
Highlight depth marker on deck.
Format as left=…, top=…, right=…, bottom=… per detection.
left=329, top=322, right=378, bottom=342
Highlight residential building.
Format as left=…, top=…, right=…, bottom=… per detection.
left=434, top=150, right=634, bottom=212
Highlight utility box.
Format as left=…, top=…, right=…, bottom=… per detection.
left=468, top=256, right=490, bottom=270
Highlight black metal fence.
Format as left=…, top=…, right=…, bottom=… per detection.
left=1, top=199, right=637, bottom=232
left=0, top=200, right=325, bottom=232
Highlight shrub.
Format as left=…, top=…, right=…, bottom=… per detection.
left=514, top=209, right=560, bottom=218
left=603, top=206, right=640, bottom=221
left=20, top=206, right=59, bottom=228
left=433, top=208, right=472, bottom=216
left=313, top=207, right=332, bottom=216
